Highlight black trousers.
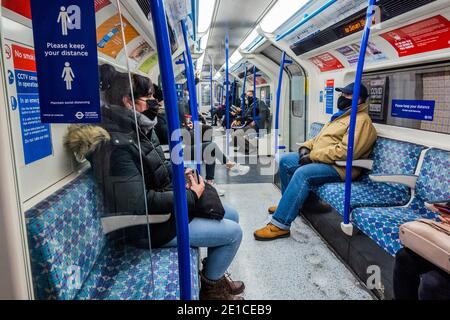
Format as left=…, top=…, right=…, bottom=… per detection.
left=394, top=248, right=450, bottom=300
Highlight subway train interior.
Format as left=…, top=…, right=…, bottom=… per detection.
left=0, top=0, right=449, bottom=302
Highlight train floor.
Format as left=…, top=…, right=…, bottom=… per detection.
left=200, top=128, right=374, bottom=300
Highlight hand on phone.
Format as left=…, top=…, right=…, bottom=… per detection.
left=189, top=173, right=205, bottom=199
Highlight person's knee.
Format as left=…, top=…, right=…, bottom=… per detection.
left=419, top=271, right=450, bottom=300
left=224, top=206, right=239, bottom=223
left=224, top=221, right=243, bottom=245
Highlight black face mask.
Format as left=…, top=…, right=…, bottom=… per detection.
left=247, top=97, right=254, bottom=106
left=142, top=99, right=160, bottom=120
left=337, top=96, right=352, bottom=110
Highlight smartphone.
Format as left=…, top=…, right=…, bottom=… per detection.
left=194, top=169, right=200, bottom=184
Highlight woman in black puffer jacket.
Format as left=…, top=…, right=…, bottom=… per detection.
left=65, top=66, right=244, bottom=300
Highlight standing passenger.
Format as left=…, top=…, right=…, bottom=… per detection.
left=254, top=83, right=377, bottom=241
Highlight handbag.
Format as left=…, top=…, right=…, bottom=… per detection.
left=399, top=219, right=450, bottom=274
left=193, top=183, right=225, bottom=220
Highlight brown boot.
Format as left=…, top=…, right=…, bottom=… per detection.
left=200, top=272, right=244, bottom=300
left=254, top=223, right=290, bottom=241
left=201, top=259, right=245, bottom=295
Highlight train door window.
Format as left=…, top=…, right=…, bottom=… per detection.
left=363, top=63, right=450, bottom=135
left=1, top=2, right=157, bottom=300
left=201, top=82, right=211, bottom=108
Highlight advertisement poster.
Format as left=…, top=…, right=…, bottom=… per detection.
left=325, top=79, right=335, bottom=115
left=30, top=0, right=101, bottom=123
left=381, top=15, right=450, bottom=57
left=336, top=42, right=387, bottom=65
left=2, top=0, right=32, bottom=19
left=96, top=14, right=139, bottom=59
left=9, top=44, right=53, bottom=164
left=392, top=100, right=435, bottom=121
left=309, top=53, right=344, bottom=72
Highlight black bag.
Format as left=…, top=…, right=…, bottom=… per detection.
left=194, top=183, right=225, bottom=220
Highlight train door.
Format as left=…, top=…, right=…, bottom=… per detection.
left=261, top=45, right=307, bottom=152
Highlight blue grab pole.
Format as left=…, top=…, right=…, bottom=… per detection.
left=231, top=79, right=236, bottom=107
left=210, top=64, right=213, bottom=124
left=225, top=33, right=230, bottom=157
left=275, top=51, right=287, bottom=155
left=241, top=64, right=247, bottom=118
left=343, top=0, right=377, bottom=226
left=148, top=0, right=191, bottom=300
left=181, top=19, right=202, bottom=174
left=252, top=65, right=257, bottom=121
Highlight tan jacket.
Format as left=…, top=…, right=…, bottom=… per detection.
left=301, top=103, right=377, bottom=180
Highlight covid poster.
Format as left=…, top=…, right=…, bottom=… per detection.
left=366, top=78, right=388, bottom=121
left=392, top=100, right=435, bottom=121
left=325, top=80, right=335, bottom=115
left=309, top=53, right=344, bottom=72
left=30, top=0, right=101, bottom=123
left=5, top=43, right=53, bottom=165
left=381, top=15, right=450, bottom=57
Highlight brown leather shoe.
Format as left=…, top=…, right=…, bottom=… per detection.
left=200, top=272, right=244, bottom=300
left=254, top=223, right=290, bottom=241
left=268, top=206, right=277, bottom=215
left=201, top=259, right=245, bottom=295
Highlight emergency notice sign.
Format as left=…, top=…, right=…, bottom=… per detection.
left=381, top=15, right=450, bottom=57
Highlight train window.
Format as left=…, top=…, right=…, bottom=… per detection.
left=363, top=64, right=450, bottom=135
left=1, top=2, right=156, bottom=300
left=200, top=82, right=211, bottom=107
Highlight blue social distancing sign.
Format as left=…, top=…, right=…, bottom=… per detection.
left=30, top=1, right=101, bottom=123
left=391, top=100, right=435, bottom=121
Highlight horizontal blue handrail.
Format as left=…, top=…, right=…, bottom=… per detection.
left=276, top=0, right=337, bottom=41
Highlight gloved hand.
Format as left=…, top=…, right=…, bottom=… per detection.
left=298, top=147, right=310, bottom=164
left=299, top=155, right=312, bottom=166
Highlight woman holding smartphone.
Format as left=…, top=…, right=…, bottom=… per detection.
left=66, top=65, right=245, bottom=300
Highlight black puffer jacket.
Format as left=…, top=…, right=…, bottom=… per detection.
left=70, top=104, right=197, bottom=248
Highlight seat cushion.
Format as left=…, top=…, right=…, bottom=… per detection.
left=76, top=244, right=199, bottom=300
left=26, top=171, right=105, bottom=300
left=314, top=181, right=411, bottom=215
left=352, top=204, right=438, bottom=256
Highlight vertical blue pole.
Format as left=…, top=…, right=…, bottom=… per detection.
left=210, top=64, right=213, bottom=124
left=241, top=64, right=247, bottom=118
left=148, top=0, right=191, bottom=300
left=225, top=33, right=230, bottom=157
left=343, top=0, right=376, bottom=227
left=231, top=79, right=236, bottom=107
left=252, top=65, right=257, bottom=122
left=181, top=19, right=202, bottom=174
left=275, top=51, right=286, bottom=155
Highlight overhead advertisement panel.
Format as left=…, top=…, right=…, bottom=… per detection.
left=309, top=52, right=344, bottom=72
left=381, top=15, right=450, bottom=57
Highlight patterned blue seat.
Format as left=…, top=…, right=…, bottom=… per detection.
left=314, top=137, right=425, bottom=215
left=26, top=171, right=199, bottom=300
left=352, top=148, right=449, bottom=256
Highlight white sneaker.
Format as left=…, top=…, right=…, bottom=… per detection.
left=209, top=182, right=225, bottom=197
left=228, top=163, right=250, bottom=177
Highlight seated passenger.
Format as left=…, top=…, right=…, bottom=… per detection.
left=254, top=83, right=377, bottom=240
left=394, top=247, right=450, bottom=300
left=232, top=90, right=270, bottom=153
left=65, top=67, right=245, bottom=300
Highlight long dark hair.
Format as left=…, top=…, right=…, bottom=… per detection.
left=100, top=64, right=153, bottom=107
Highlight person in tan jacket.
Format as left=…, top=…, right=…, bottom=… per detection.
left=254, top=82, right=377, bottom=241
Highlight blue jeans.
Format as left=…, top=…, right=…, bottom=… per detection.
left=272, top=152, right=342, bottom=230
left=163, top=204, right=242, bottom=281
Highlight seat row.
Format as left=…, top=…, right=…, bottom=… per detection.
left=25, top=171, right=200, bottom=300
left=308, top=122, right=449, bottom=256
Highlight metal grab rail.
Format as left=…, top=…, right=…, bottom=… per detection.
left=210, top=64, right=214, bottom=125
left=274, top=51, right=292, bottom=155
left=181, top=19, right=202, bottom=174
left=276, top=0, right=337, bottom=42
left=342, top=0, right=377, bottom=234
left=148, top=0, right=192, bottom=300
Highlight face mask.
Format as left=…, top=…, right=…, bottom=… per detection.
left=337, top=96, right=352, bottom=110
left=142, top=99, right=160, bottom=120
left=247, top=97, right=254, bottom=106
